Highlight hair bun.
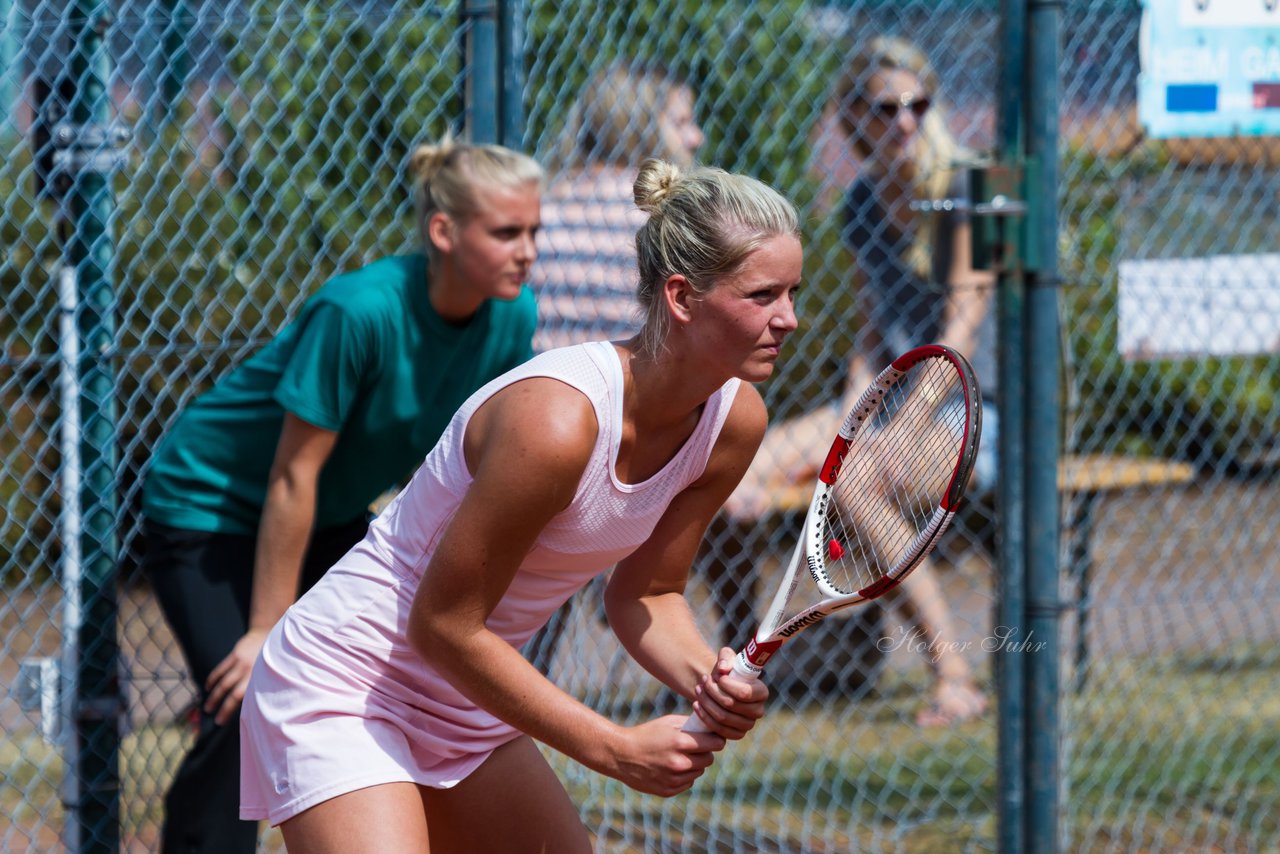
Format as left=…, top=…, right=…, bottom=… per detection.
left=409, top=133, right=457, bottom=182
left=633, top=158, right=681, bottom=212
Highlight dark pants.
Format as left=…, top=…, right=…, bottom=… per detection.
left=143, top=516, right=368, bottom=854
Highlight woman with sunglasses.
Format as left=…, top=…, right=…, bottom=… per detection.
left=835, top=35, right=995, bottom=726
left=717, top=36, right=994, bottom=728
left=835, top=35, right=992, bottom=386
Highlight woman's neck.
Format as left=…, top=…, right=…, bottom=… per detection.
left=864, top=158, right=920, bottom=233
left=426, top=257, right=485, bottom=325
left=611, top=340, right=718, bottom=484
left=618, top=340, right=719, bottom=429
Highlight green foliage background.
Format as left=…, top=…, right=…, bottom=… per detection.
left=1, top=2, right=459, bottom=580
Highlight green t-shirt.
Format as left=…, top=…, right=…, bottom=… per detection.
left=143, top=253, right=536, bottom=535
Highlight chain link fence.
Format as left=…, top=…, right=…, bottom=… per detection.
left=1, top=0, right=1277, bottom=851
left=3, top=0, right=461, bottom=848
left=1058, top=3, right=1280, bottom=852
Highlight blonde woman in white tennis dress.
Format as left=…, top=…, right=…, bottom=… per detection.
left=239, top=158, right=803, bottom=852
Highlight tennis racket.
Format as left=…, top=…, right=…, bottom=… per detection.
left=685, top=343, right=982, bottom=732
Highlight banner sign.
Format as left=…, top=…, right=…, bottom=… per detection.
left=1139, top=0, right=1280, bottom=137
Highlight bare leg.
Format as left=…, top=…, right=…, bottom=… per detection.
left=279, top=737, right=588, bottom=853
left=722, top=406, right=842, bottom=520
left=714, top=405, right=845, bottom=648
left=423, top=736, right=591, bottom=854
left=280, top=781, right=431, bottom=854
left=880, top=560, right=987, bottom=726
left=842, top=410, right=988, bottom=725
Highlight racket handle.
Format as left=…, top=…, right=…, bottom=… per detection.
left=680, top=652, right=762, bottom=734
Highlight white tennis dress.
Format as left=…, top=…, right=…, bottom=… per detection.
left=240, top=341, right=740, bottom=825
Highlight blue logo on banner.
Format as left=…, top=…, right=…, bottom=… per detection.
left=1165, top=84, right=1218, bottom=112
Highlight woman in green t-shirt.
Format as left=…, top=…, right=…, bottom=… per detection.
left=141, top=137, right=543, bottom=854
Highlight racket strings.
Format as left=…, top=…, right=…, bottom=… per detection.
left=820, top=360, right=967, bottom=595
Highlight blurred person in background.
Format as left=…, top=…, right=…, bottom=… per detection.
left=530, top=58, right=705, bottom=352
left=140, top=138, right=543, bottom=853
left=714, top=35, right=996, bottom=727
left=524, top=59, right=705, bottom=676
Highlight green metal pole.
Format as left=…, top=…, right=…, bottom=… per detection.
left=497, top=0, right=525, bottom=150
left=66, top=2, right=121, bottom=851
left=1024, top=0, right=1063, bottom=850
left=159, top=0, right=190, bottom=121
left=1, top=0, right=15, bottom=138
left=995, top=1, right=1028, bottom=851
left=462, top=0, right=498, bottom=143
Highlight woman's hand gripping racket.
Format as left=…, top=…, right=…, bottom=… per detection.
left=685, top=344, right=982, bottom=733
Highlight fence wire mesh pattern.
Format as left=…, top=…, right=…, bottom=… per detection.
left=1057, top=4, right=1280, bottom=853
left=0, top=0, right=1276, bottom=851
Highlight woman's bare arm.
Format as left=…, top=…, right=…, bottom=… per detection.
left=605, top=384, right=771, bottom=737
left=937, top=220, right=995, bottom=361
left=406, top=378, right=726, bottom=795
left=205, top=414, right=339, bottom=724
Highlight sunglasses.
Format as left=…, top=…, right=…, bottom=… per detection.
left=868, top=95, right=931, bottom=121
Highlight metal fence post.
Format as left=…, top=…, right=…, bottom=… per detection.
left=1, top=0, right=15, bottom=137
left=497, top=0, right=525, bottom=150
left=159, top=0, right=190, bottom=121
left=62, top=1, right=122, bottom=850
left=1024, top=0, right=1063, bottom=850
left=995, top=1, right=1028, bottom=851
left=462, top=0, right=498, bottom=143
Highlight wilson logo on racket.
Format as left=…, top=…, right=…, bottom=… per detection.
left=744, top=637, right=781, bottom=666
left=778, top=610, right=828, bottom=638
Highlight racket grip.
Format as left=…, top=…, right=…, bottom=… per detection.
left=680, top=653, right=762, bottom=734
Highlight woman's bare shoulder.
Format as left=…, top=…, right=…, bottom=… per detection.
left=723, top=381, right=769, bottom=440
left=704, top=381, right=769, bottom=470
left=466, top=376, right=602, bottom=479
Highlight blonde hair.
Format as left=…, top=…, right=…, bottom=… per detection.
left=632, top=158, right=799, bottom=355
left=833, top=36, right=970, bottom=278
left=409, top=134, right=544, bottom=262
left=544, top=60, right=694, bottom=176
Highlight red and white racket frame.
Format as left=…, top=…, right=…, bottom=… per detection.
left=692, top=344, right=982, bottom=711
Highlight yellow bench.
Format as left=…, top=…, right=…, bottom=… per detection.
left=762, top=453, right=1194, bottom=516
left=1059, top=455, right=1194, bottom=691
